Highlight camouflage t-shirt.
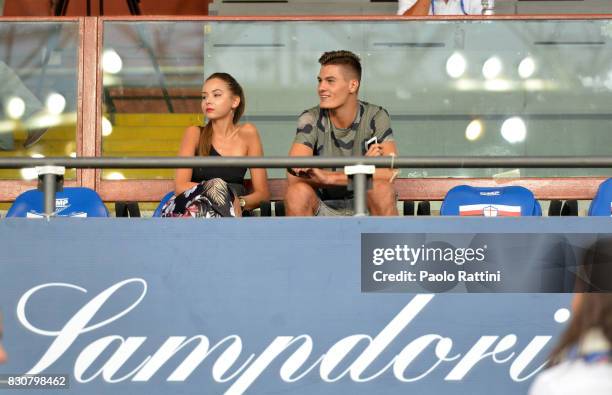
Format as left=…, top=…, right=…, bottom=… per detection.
left=293, top=101, right=394, bottom=199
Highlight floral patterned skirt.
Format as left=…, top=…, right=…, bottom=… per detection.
left=161, top=178, right=242, bottom=218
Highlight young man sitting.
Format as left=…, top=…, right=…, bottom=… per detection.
left=285, top=50, right=399, bottom=216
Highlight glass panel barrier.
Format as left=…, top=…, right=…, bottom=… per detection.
left=101, top=22, right=203, bottom=180
left=0, top=21, right=79, bottom=180
left=102, top=19, right=612, bottom=179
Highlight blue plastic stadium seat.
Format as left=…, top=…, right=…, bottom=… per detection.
left=440, top=185, right=542, bottom=217
left=152, top=191, right=175, bottom=217
left=588, top=178, right=612, bottom=216
left=6, top=187, right=109, bottom=218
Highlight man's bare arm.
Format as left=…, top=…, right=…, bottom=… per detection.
left=287, top=143, right=348, bottom=188
left=367, top=141, right=399, bottom=181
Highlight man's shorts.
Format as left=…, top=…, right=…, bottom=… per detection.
left=315, top=198, right=355, bottom=216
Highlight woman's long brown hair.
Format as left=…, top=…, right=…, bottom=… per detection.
left=547, top=238, right=612, bottom=367
left=547, top=293, right=612, bottom=365
left=197, top=72, right=245, bottom=156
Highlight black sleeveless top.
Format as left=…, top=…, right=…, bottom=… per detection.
left=191, top=146, right=248, bottom=196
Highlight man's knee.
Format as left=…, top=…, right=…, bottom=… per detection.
left=285, top=182, right=318, bottom=216
left=367, top=180, right=398, bottom=216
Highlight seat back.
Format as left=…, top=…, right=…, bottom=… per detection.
left=440, top=185, right=542, bottom=217
left=6, top=187, right=109, bottom=218
left=588, top=178, right=612, bottom=216
left=152, top=191, right=175, bottom=217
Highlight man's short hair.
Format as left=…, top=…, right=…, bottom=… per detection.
left=318, top=50, right=362, bottom=82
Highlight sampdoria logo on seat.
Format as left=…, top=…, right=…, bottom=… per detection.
left=25, top=198, right=88, bottom=218
left=56, top=198, right=69, bottom=208
left=459, top=204, right=521, bottom=217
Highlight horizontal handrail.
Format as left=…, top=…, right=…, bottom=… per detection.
left=1, top=156, right=612, bottom=169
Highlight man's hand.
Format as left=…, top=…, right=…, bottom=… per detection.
left=304, top=168, right=328, bottom=184
left=287, top=143, right=346, bottom=187
left=287, top=167, right=309, bottom=178
left=365, top=143, right=384, bottom=157
left=288, top=167, right=329, bottom=184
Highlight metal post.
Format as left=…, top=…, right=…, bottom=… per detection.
left=36, top=166, right=65, bottom=217
left=352, top=172, right=368, bottom=217
left=43, top=173, right=57, bottom=216
left=345, top=165, right=375, bottom=217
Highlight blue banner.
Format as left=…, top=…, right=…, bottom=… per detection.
left=0, top=218, right=602, bottom=394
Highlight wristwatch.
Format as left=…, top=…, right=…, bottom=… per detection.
left=239, top=197, right=246, bottom=209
